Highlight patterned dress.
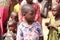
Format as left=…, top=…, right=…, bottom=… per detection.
left=16, top=21, right=43, bottom=40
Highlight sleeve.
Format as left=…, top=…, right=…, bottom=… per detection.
left=36, top=22, right=43, bottom=37
left=58, top=27, right=60, bottom=34
left=16, top=25, right=24, bottom=40
left=34, top=3, right=41, bottom=22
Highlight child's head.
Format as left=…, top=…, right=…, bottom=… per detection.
left=10, top=12, right=18, bottom=22
left=21, top=4, right=35, bottom=22
left=7, top=20, right=17, bottom=32
left=26, top=0, right=33, bottom=4
left=52, top=4, right=60, bottom=16
left=52, top=5, right=58, bottom=16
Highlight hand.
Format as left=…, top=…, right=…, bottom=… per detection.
left=48, top=24, right=56, bottom=27
left=48, top=24, right=58, bottom=30
left=45, top=23, right=50, bottom=26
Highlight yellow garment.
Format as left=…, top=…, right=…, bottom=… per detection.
left=14, top=3, right=19, bottom=13
left=48, top=16, right=60, bottom=40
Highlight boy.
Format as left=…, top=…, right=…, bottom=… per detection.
left=16, top=4, right=43, bottom=40
left=4, top=20, right=17, bottom=40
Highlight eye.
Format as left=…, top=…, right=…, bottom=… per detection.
left=11, top=17, right=12, bottom=18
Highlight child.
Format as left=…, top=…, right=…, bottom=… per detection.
left=46, top=4, right=60, bottom=40
left=19, top=0, right=41, bottom=24
left=9, top=11, right=18, bottom=22
left=16, top=4, right=43, bottom=40
left=4, top=20, right=17, bottom=40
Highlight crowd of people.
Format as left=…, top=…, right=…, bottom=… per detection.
left=0, top=0, right=60, bottom=40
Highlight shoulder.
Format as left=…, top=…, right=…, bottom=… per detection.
left=18, top=22, right=25, bottom=29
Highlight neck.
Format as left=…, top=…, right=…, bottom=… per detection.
left=27, top=2, right=33, bottom=4
left=27, top=21, right=34, bottom=25
left=23, top=18, right=34, bottom=25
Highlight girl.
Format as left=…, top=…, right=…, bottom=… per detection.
left=46, top=4, right=60, bottom=40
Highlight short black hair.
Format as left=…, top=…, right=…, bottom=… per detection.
left=18, top=0, right=23, bottom=3
left=21, top=4, right=34, bottom=15
left=38, top=0, right=43, bottom=3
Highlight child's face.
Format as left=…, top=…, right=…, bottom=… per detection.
left=8, top=24, right=17, bottom=32
left=25, top=8, right=35, bottom=22
left=8, top=25, right=14, bottom=31
left=10, top=12, right=17, bottom=21
left=52, top=8, right=58, bottom=16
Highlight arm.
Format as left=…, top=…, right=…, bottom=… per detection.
left=34, top=4, right=41, bottom=24
left=36, top=22, right=43, bottom=40
left=45, top=22, right=58, bottom=30
left=48, top=24, right=58, bottom=30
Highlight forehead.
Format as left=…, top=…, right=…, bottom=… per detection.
left=52, top=6, right=58, bottom=10
left=11, top=12, right=17, bottom=16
